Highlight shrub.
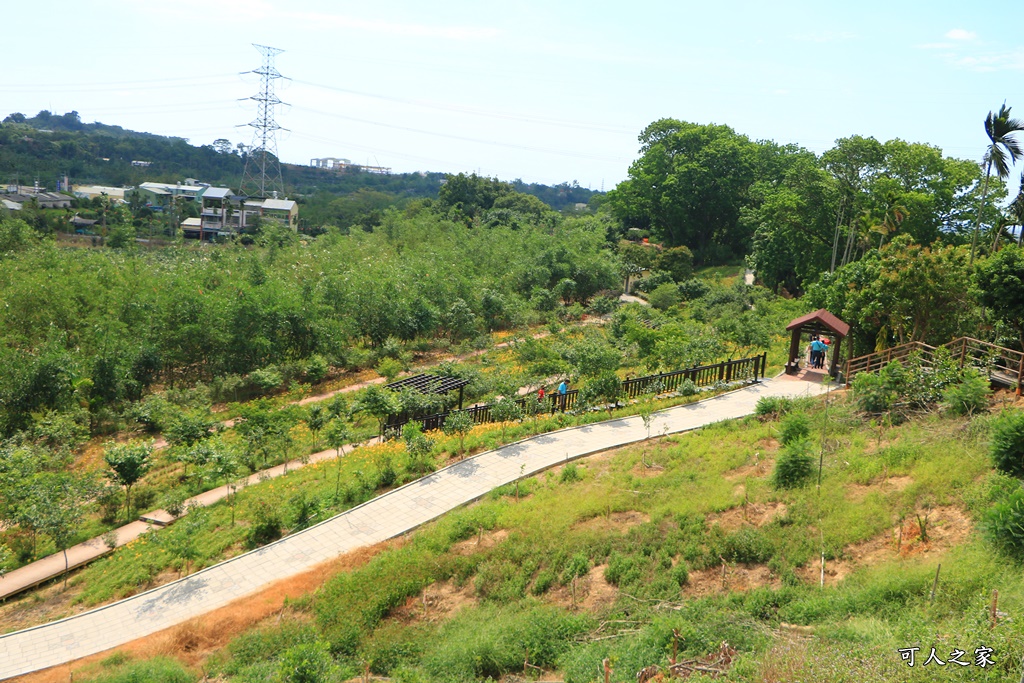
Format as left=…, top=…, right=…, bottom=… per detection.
left=724, top=528, right=773, bottom=564
left=755, top=396, right=793, bottom=420
left=562, top=552, right=590, bottom=583
left=648, top=283, right=681, bottom=310
left=991, top=410, right=1024, bottom=479
left=277, top=641, right=334, bottom=683
left=587, top=294, right=618, bottom=315
left=778, top=411, right=811, bottom=446
left=560, top=462, right=582, bottom=484
left=677, top=278, right=712, bottom=301
left=375, top=357, right=403, bottom=383
left=671, top=562, right=689, bottom=586
left=942, top=371, right=991, bottom=416
left=246, top=499, right=283, bottom=549
left=303, top=355, right=330, bottom=384
left=249, top=366, right=283, bottom=392
left=604, top=552, right=641, bottom=586
left=984, top=488, right=1024, bottom=560
left=678, top=378, right=698, bottom=396
left=532, top=567, right=557, bottom=595
left=772, top=440, right=815, bottom=489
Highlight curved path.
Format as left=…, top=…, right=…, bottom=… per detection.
left=0, top=376, right=826, bottom=679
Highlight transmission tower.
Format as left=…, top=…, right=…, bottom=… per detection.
left=240, top=44, right=287, bottom=198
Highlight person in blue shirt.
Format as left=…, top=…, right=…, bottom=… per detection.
left=558, top=379, right=568, bottom=411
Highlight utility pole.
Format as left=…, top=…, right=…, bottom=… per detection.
left=240, top=44, right=288, bottom=199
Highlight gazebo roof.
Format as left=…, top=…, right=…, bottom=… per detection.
left=786, top=309, right=850, bottom=338
left=385, top=373, right=470, bottom=395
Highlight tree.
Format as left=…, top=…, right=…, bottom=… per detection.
left=443, top=410, right=474, bottom=457
left=654, top=245, right=694, bottom=282
left=103, top=441, right=153, bottom=521
left=608, top=119, right=760, bottom=262
left=162, top=503, right=207, bottom=576
left=972, top=104, right=1024, bottom=264
left=402, top=422, right=435, bottom=474
left=584, top=372, right=624, bottom=417
left=323, top=418, right=351, bottom=498
left=205, top=447, right=242, bottom=526
left=490, top=396, right=523, bottom=441
left=977, top=245, right=1024, bottom=349
left=35, top=472, right=97, bottom=588
left=305, top=404, right=328, bottom=450
left=356, top=385, right=401, bottom=436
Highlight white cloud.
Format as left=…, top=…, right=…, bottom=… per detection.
left=945, top=29, right=977, bottom=41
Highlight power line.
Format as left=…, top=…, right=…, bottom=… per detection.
left=292, top=104, right=628, bottom=163
left=240, top=45, right=287, bottom=198
left=292, top=78, right=635, bottom=135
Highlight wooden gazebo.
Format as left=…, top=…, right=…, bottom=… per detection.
left=385, top=373, right=471, bottom=411
left=785, top=309, right=850, bottom=377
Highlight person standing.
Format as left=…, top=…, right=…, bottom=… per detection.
left=558, top=379, right=568, bottom=411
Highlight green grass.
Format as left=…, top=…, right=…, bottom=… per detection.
left=182, top=393, right=1024, bottom=682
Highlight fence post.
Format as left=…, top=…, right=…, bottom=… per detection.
left=718, top=361, right=725, bottom=382
left=762, top=352, right=768, bottom=380
left=726, top=359, right=733, bottom=382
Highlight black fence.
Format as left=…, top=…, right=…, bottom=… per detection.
left=383, top=353, right=767, bottom=439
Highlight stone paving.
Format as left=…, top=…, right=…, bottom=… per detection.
left=0, top=376, right=828, bottom=679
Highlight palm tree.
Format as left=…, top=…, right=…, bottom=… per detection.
left=971, top=104, right=1024, bottom=264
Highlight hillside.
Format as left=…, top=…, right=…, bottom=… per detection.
left=0, top=111, right=596, bottom=211
left=28, top=389, right=1024, bottom=683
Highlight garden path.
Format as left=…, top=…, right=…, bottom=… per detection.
left=0, top=375, right=828, bottom=679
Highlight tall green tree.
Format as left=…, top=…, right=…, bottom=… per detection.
left=972, top=104, right=1024, bottom=264
left=103, top=441, right=153, bottom=521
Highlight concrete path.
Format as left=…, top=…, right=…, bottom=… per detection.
left=0, top=376, right=827, bottom=679
left=0, top=436, right=380, bottom=602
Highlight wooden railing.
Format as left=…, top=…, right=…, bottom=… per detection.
left=845, top=336, right=1024, bottom=390
left=384, top=353, right=767, bottom=439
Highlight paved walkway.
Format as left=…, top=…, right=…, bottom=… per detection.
left=0, top=376, right=826, bottom=679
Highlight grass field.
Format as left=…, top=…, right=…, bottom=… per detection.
left=55, top=389, right=1024, bottom=682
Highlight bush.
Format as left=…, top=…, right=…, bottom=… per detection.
left=249, top=366, right=283, bottom=392
left=560, top=462, right=582, bottom=484
left=942, top=371, right=990, bottom=416
left=991, top=410, right=1024, bottom=479
left=671, top=562, right=689, bottom=586
left=604, top=552, right=641, bottom=586
left=984, top=488, right=1024, bottom=560
left=648, top=283, right=681, bottom=310
left=587, top=294, right=618, bottom=315
left=724, top=528, right=773, bottom=564
left=677, top=278, right=712, bottom=301
left=755, top=396, right=794, bottom=420
left=303, top=355, right=330, bottom=384
left=778, top=411, right=811, bottom=446
left=678, top=378, right=698, bottom=397
left=532, top=567, right=557, bottom=595
left=277, top=641, right=334, bottom=683
left=772, top=440, right=815, bottom=489
left=246, top=499, right=283, bottom=549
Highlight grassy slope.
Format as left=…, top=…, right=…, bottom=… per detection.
left=69, top=392, right=1024, bottom=682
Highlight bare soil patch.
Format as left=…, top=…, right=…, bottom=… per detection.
left=574, top=510, right=650, bottom=533
left=724, top=456, right=774, bottom=482
left=846, top=475, right=914, bottom=502
left=546, top=564, right=618, bottom=612
left=685, top=564, right=781, bottom=597
left=450, top=528, right=509, bottom=555
left=391, top=579, right=478, bottom=624
left=798, top=506, right=971, bottom=587
left=11, top=541, right=395, bottom=683
left=709, top=502, right=787, bottom=532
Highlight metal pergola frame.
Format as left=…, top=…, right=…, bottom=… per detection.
left=385, top=373, right=471, bottom=410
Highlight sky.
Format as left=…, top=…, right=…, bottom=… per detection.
left=3, top=0, right=1024, bottom=190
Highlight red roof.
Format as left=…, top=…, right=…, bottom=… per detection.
left=786, top=309, right=850, bottom=337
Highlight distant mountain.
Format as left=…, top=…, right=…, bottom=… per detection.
left=0, top=110, right=598, bottom=210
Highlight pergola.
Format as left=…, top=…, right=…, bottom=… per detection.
left=785, top=309, right=850, bottom=378
left=385, top=373, right=471, bottom=410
